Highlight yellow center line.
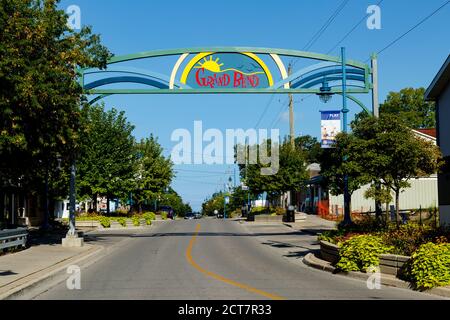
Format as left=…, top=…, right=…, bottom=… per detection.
left=185, top=223, right=285, bottom=300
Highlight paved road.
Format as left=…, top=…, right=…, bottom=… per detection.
left=34, top=218, right=442, bottom=300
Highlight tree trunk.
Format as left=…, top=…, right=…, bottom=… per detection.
left=395, top=190, right=400, bottom=228
left=385, top=202, right=389, bottom=227
left=93, top=193, right=98, bottom=212
left=106, top=195, right=110, bottom=215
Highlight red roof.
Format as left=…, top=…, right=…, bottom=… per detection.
left=415, top=128, right=436, bottom=138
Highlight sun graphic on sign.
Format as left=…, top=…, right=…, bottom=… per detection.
left=194, top=56, right=224, bottom=73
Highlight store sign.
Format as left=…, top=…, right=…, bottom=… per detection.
left=180, top=52, right=274, bottom=89
left=320, top=110, right=341, bottom=148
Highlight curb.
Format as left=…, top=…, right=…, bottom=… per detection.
left=302, top=253, right=450, bottom=299
left=0, top=244, right=104, bottom=300
left=1, top=222, right=162, bottom=300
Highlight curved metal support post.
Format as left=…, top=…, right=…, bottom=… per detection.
left=294, top=75, right=366, bottom=89
left=84, top=76, right=170, bottom=90
left=336, top=93, right=372, bottom=115
left=89, top=94, right=112, bottom=105
left=83, top=66, right=186, bottom=89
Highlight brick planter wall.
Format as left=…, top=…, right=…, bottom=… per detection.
left=319, top=240, right=411, bottom=276
left=319, top=240, right=340, bottom=264
left=379, top=254, right=410, bottom=276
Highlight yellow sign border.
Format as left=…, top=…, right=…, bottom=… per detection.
left=180, top=52, right=274, bottom=87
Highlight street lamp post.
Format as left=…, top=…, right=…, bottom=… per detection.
left=341, top=47, right=352, bottom=226
left=68, top=162, right=76, bottom=236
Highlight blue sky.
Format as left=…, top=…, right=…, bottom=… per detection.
left=59, top=0, right=450, bottom=210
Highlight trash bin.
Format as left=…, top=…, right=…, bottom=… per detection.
left=241, top=205, right=247, bottom=218
left=284, top=205, right=295, bottom=223
left=247, top=206, right=254, bottom=222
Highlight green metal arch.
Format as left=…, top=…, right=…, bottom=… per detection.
left=104, top=47, right=368, bottom=70
left=338, top=94, right=372, bottom=115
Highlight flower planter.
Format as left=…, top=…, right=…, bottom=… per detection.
left=75, top=220, right=101, bottom=228
left=110, top=220, right=123, bottom=229
left=318, top=240, right=411, bottom=276
left=253, top=214, right=283, bottom=223
left=379, top=254, right=410, bottom=276
left=319, top=240, right=340, bottom=264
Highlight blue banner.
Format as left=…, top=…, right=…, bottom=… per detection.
left=320, top=110, right=341, bottom=148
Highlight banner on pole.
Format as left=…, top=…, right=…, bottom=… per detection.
left=320, top=110, right=341, bottom=148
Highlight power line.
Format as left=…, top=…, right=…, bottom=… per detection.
left=368, top=0, right=449, bottom=61
left=326, top=0, right=384, bottom=55
left=270, top=101, right=290, bottom=129
left=254, top=94, right=276, bottom=129
left=303, top=0, right=350, bottom=52
left=174, top=168, right=230, bottom=174
left=290, top=0, right=349, bottom=68
left=176, top=178, right=223, bottom=186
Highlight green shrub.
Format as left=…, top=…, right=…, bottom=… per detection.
left=99, top=216, right=111, bottom=228
left=160, top=212, right=168, bottom=220
left=143, top=212, right=156, bottom=220
left=114, top=209, right=129, bottom=216
left=274, top=207, right=285, bottom=216
left=409, top=242, right=450, bottom=290
left=251, top=207, right=269, bottom=215
left=318, top=229, right=346, bottom=245
left=132, top=215, right=141, bottom=227
left=116, top=217, right=127, bottom=227
left=336, top=235, right=393, bottom=272
left=381, top=223, right=431, bottom=256
left=142, top=212, right=154, bottom=225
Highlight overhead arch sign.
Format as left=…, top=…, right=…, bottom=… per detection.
left=179, top=52, right=274, bottom=89
left=80, top=47, right=372, bottom=96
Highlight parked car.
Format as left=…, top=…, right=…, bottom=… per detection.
left=184, top=212, right=195, bottom=220
left=194, top=212, right=202, bottom=219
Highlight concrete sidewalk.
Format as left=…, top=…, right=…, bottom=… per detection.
left=0, top=224, right=163, bottom=300
left=283, top=214, right=337, bottom=233
left=0, top=242, right=102, bottom=299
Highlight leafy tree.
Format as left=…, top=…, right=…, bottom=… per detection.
left=133, top=135, right=173, bottom=212
left=229, top=186, right=249, bottom=212
left=0, top=0, right=111, bottom=195
left=239, top=139, right=307, bottom=208
left=295, top=135, right=322, bottom=164
left=380, top=87, right=435, bottom=128
left=202, top=192, right=226, bottom=216
left=77, top=104, right=135, bottom=213
left=158, top=188, right=191, bottom=217
left=351, top=114, right=442, bottom=226
left=318, top=133, right=370, bottom=200
left=364, top=183, right=393, bottom=224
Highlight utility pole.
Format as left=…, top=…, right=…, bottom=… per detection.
left=288, top=63, right=295, bottom=149
left=371, top=53, right=380, bottom=118
left=371, top=53, right=382, bottom=219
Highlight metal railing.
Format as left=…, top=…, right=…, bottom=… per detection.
left=0, top=228, right=28, bottom=251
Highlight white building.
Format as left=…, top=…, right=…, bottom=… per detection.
left=291, top=129, right=438, bottom=216
left=425, top=54, right=450, bottom=226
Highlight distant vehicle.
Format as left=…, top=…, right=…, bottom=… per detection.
left=194, top=212, right=202, bottom=219
left=184, top=212, right=195, bottom=220
left=159, top=206, right=174, bottom=219
left=216, top=212, right=224, bottom=219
